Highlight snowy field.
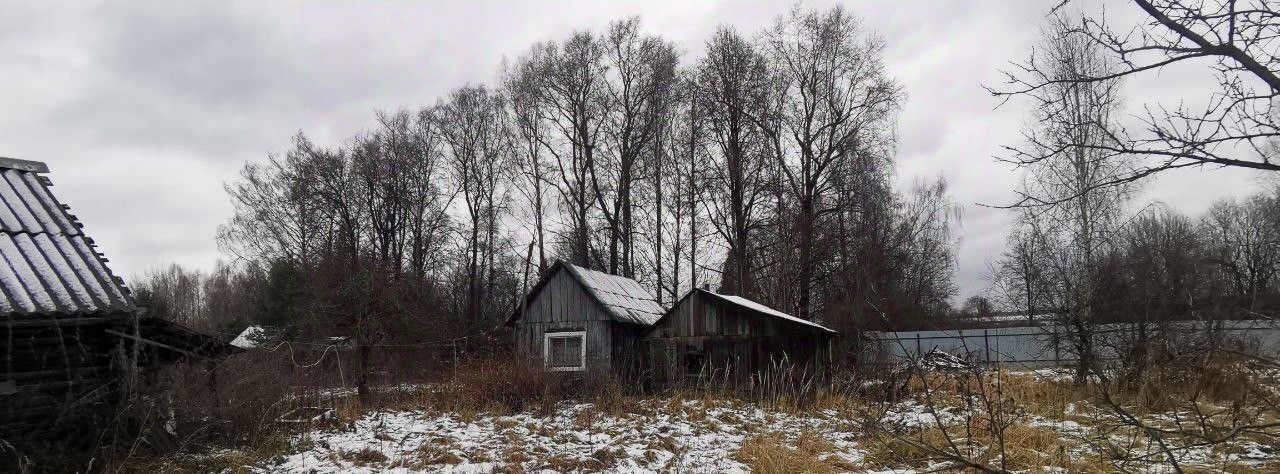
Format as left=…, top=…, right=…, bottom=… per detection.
left=258, top=399, right=870, bottom=473
left=231, top=396, right=1278, bottom=473
left=160, top=369, right=1280, bottom=473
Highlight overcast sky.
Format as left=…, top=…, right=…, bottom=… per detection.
left=0, top=0, right=1269, bottom=302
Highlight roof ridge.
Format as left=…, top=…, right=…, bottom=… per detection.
left=702, top=289, right=837, bottom=334
left=0, top=157, right=49, bottom=173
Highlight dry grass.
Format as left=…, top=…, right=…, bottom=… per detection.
left=123, top=355, right=1280, bottom=474
left=733, top=433, right=853, bottom=474
left=860, top=423, right=963, bottom=469
left=995, top=423, right=1109, bottom=472
left=541, top=453, right=608, bottom=472
left=992, top=371, right=1082, bottom=420
left=114, top=431, right=294, bottom=474
left=858, top=420, right=1113, bottom=472
left=338, top=447, right=388, bottom=466
left=409, top=441, right=463, bottom=468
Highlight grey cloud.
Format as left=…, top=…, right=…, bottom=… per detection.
left=1, top=0, right=1269, bottom=302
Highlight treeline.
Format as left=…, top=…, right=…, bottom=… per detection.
left=988, top=11, right=1280, bottom=383
left=994, top=187, right=1280, bottom=325
left=136, top=6, right=962, bottom=361
left=991, top=13, right=1280, bottom=327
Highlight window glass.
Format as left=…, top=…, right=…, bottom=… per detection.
left=545, top=332, right=584, bottom=371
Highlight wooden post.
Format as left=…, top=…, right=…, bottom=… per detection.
left=520, top=242, right=534, bottom=350
left=1053, top=324, right=1061, bottom=367
left=208, top=360, right=220, bottom=413
left=984, top=330, right=991, bottom=363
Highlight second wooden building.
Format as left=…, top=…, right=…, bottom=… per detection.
left=644, top=288, right=836, bottom=387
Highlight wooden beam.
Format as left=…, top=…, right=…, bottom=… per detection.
left=4, top=367, right=101, bottom=381
left=103, top=328, right=207, bottom=360
left=0, top=316, right=115, bottom=328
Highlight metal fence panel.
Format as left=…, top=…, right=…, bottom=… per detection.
left=868, top=320, right=1280, bottom=367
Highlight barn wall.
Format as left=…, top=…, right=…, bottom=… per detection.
left=644, top=292, right=832, bottom=387
left=513, top=269, right=616, bottom=371
left=2, top=317, right=123, bottom=432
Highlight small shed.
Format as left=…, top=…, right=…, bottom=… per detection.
left=0, top=157, right=236, bottom=432
left=644, top=288, right=836, bottom=387
left=505, top=260, right=663, bottom=376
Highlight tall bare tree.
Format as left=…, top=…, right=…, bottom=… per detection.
left=696, top=27, right=774, bottom=298
left=504, top=53, right=553, bottom=274
left=994, top=0, right=1280, bottom=193
left=438, top=85, right=512, bottom=325
left=538, top=34, right=609, bottom=266
left=760, top=6, right=903, bottom=320
left=590, top=17, right=679, bottom=277
left=1007, top=14, right=1134, bottom=383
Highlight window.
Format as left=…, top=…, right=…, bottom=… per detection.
left=543, top=331, right=585, bottom=372
left=684, top=349, right=706, bottom=377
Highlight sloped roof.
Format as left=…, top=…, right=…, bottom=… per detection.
left=507, top=260, right=664, bottom=326
left=562, top=263, right=665, bottom=325
left=692, top=289, right=836, bottom=334
left=0, top=157, right=135, bottom=316
left=231, top=325, right=265, bottom=349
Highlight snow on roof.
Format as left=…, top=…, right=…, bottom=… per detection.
left=231, top=325, right=265, bottom=349
left=563, top=263, right=665, bottom=326
left=702, top=290, right=837, bottom=334
left=0, top=159, right=135, bottom=316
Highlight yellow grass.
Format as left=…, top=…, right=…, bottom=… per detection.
left=733, top=432, right=855, bottom=474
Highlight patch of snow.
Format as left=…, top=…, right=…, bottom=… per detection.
left=919, top=349, right=974, bottom=371
left=256, top=400, right=867, bottom=473
left=231, top=326, right=265, bottom=349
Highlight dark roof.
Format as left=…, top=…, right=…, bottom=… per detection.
left=104, top=317, right=243, bottom=363
left=0, top=157, right=136, bottom=316
left=506, top=260, right=665, bottom=327
left=650, top=288, right=837, bottom=334
left=700, top=290, right=836, bottom=334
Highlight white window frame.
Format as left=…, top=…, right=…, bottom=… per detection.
left=543, top=331, right=586, bottom=372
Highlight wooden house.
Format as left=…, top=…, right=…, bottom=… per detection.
left=505, top=260, right=663, bottom=375
left=0, top=157, right=235, bottom=432
left=643, top=288, right=836, bottom=387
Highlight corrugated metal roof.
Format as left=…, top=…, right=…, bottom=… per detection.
left=563, top=263, right=664, bottom=326
left=702, top=290, right=837, bottom=334
left=0, top=158, right=135, bottom=316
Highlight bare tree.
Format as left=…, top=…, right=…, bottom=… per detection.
left=993, top=216, right=1050, bottom=324
left=1199, top=193, right=1280, bottom=313
left=218, top=133, right=329, bottom=266
left=504, top=53, right=553, bottom=274
left=993, top=0, right=1280, bottom=195
left=652, top=73, right=710, bottom=303
left=1008, top=13, right=1134, bottom=383
left=537, top=34, right=609, bottom=266
left=696, top=27, right=774, bottom=298
left=760, top=6, right=903, bottom=320
left=437, top=85, right=512, bottom=326
left=589, top=18, right=679, bottom=277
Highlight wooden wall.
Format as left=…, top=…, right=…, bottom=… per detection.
left=513, top=269, right=617, bottom=372
left=644, top=291, right=832, bottom=387
left=2, top=316, right=123, bottom=432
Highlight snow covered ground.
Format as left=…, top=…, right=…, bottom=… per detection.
left=174, top=369, right=1278, bottom=473
left=257, top=399, right=870, bottom=473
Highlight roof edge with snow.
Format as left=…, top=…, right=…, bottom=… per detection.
left=650, top=288, right=837, bottom=335
left=506, top=260, right=665, bottom=327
